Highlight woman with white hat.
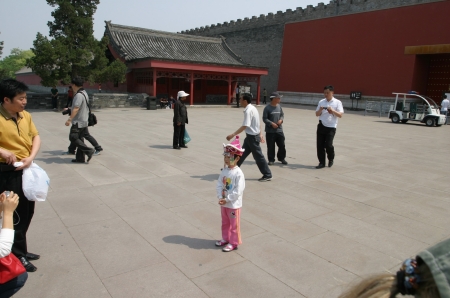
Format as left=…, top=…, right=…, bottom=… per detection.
left=172, top=91, right=189, bottom=149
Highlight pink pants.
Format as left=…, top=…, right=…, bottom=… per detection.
left=221, top=207, right=241, bottom=246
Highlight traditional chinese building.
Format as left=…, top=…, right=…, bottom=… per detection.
left=105, top=22, right=268, bottom=105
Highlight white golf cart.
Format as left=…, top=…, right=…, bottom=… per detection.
left=388, top=93, right=446, bottom=127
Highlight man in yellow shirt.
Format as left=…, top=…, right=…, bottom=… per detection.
left=0, top=79, right=41, bottom=272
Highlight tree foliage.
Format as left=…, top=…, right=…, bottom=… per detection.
left=27, top=0, right=126, bottom=87
left=0, top=48, right=35, bottom=79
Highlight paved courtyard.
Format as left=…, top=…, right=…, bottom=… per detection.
left=16, top=104, right=450, bottom=298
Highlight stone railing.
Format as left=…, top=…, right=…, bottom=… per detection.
left=25, top=92, right=149, bottom=111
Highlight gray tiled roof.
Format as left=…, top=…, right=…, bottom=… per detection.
left=105, top=22, right=251, bottom=67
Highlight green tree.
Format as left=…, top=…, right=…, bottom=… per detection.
left=27, top=0, right=126, bottom=87
left=0, top=48, right=35, bottom=79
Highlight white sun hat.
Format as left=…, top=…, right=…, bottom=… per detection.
left=177, top=91, right=190, bottom=99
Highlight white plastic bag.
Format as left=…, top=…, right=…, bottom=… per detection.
left=22, top=162, right=50, bottom=201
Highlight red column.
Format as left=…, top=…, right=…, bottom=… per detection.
left=152, top=68, right=157, bottom=97
left=190, top=72, right=194, bottom=106
left=227, top=75, right=232, bottom=105
left=256, top=76, right=261, bottom=105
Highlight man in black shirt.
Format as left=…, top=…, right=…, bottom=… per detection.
left=173, top=91, right=189, bottom=149
left=262, top=92, right=287, bottom=165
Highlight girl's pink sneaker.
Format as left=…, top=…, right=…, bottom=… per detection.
left=215, top=239, right=228, bottom=247
left=222, top=243, right=237, bottom=252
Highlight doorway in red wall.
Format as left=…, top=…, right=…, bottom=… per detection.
left=426, top=54, right=450, bottom=104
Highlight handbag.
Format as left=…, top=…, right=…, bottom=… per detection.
left=0, top=253, right=26, bottom=284
left=22, top=162, right=50, bottom=201
left=80, top=92, right=97, bottom=127
left=184, top=129, right=191, bottom=144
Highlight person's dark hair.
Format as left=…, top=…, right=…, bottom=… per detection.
left=0, top=79, right=29, bottom=104
left=71, top=76, right=84, bottom=87
left=444, top=95, right=447, bottom=99
left=324, top=85, right=334, bottom=92
left=242, top=93, right=252, bottom=104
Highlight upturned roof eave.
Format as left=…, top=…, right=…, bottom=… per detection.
left=126, top=57, right=268, bottom=71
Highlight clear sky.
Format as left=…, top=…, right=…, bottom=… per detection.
left=0, top=0, right=324, bottom=57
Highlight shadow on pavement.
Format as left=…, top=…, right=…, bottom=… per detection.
left=191, top=174, right=219, bottom=182
left=35, top=157, right=68, bottom=165
left=163, top=235, right=217, bottom=250
left=149, top=145, right=174, bottom=149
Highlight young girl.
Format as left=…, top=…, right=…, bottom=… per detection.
left=215, top=136, right=245, bottom=252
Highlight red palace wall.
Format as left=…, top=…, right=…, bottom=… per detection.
left=278, top=1, right=450, bottom=97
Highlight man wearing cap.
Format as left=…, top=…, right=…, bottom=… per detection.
left=315, top=85, right=344, bottom=169
left=173, top=91, right=189, bottom=149
left=226, top=93, right=272, bottom=182
left=263, top=92, right=287, bottom=165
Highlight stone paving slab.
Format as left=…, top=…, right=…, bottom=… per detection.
left=15, top=105, right=450, bottom=297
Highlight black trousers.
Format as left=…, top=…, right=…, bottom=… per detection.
left=237, top=134, right=272, bottom=177
left=69, top=124, right=94, bottom=162
left=68, top=127, right=102, bottom=153
left=266, top=132, right=286, bottom=162
left=173, top=124, right=186, bottom=148
left=263, top=96, right=267, bottom=104
left=51, top=96, right=57, bottom=109
left=0, top=168, right=35, bottom=258
left=316, top=122, right=336, bottom=164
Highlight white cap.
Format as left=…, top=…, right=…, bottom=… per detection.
left=177, top=91, right=190, bottom=99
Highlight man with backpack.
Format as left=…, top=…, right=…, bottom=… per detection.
left=64, top=76, right=95, bottom=163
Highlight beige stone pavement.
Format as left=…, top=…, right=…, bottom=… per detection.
left=15, top=104, right=450, bottom=298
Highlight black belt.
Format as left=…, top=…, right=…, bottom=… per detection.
left=0, top=164, right=16, bottom=172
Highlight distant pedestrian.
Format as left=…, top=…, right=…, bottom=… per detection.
left=262, top=91, right=287, bottom=165
left=441, top=94, right=449, bottom=124
left=65, top=76, right=95, bottom=163
left=315, top=85, right=344, bottom=169
left=50, top=85, right=58, bottom=110
left=66, top=86, right=73, bottom=108
left=263, top=88, right=267, bottom=104
left=226, top=93, right=272, bottom=181
left=216, top=136, right=245, bottom=252
left=62, top=85, right=103, bottom=156
left=173, top=91, right=189, bottom=149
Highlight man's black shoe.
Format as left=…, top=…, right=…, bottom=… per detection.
left=258, top=176, right=272, bottom=182
left=268, top=161, right=274, bottom=165
left=71, top=159, right=85, bottom=163
left=86, top=149, right=95, bottom=162
left=280, top=160, right=288, bottom=165
left=19, top=256, right=37, bottom=272
left=173, top=147, right=181, bottom=150
left=26, top=252, right=40, bottom=260
left=180, top=145, right=188, bottom=148
left=316, top=163, right=325, bottom=169
left=328, top=160, right=334, bottom=167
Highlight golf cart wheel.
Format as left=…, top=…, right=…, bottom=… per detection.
left=391, top=114, right=400, bottom=123
left=425, top=118, right=435, bottom=127
left=401, top=119, right=408, bottom=123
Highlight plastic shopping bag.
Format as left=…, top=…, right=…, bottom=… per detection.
left=184, top=129, right=191, bottom=144
left=22, top=162, right=50, bottom=201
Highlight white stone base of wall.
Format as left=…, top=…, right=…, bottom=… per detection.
left=279, top=91, right=396, bottom=110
